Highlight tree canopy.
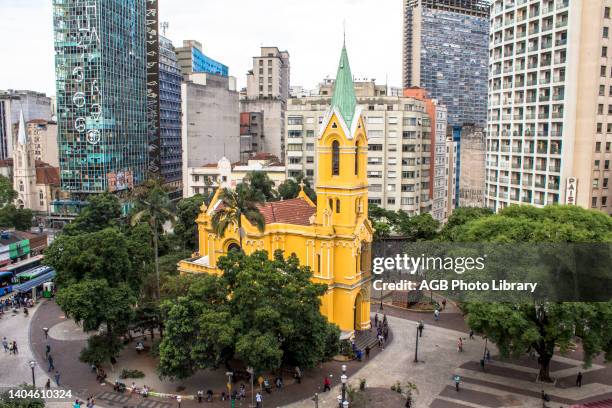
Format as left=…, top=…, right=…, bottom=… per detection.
left=174, top=194, right=206, bottom=250
left=158, top=250, right=340, bottom=379
left=277, top=172, right=316, bottom=202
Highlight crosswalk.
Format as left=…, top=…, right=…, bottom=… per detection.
left=95, top=391, right=173, bottom=408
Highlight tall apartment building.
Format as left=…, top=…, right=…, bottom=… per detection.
left=157, top=36, right=183, bottom=198
left=0, top=90, right=52, bottom=160
left=456, top=125, right=486, bottom=207
left=403, top=0, right=489, bottom=127
left=240, top=47, right=290, bottom=160
left=175, top=40, right=229, bottom=79
left=487, top=0, right=612, bottom=214
left=53, top=0, right=148, bottom=193
left=286, top=82, right=447, bottom=217
left=240, top=112, right=264, bottom=161
left=181, top=73, right=240, bottom=197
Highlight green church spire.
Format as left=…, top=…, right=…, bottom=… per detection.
left=331, top=43, right=357, bottom=127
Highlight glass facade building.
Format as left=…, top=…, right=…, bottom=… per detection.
left=158, top=36, right=183, bottom=193
left=53, top=0, right=148, bottom=193
left=403, top=0, right=489, bottom=127
left=192, top=46, right=228, bottom=77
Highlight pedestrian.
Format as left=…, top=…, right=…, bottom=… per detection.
left=374, top=313, right=379, bottom=327
left=45, top=344, right=51, bottom=358
left=8, top=341, right=13, bottom=354
left=45, top=379, right=51, bottom=390
left=130, top=382, right=136, bottom=398
left=255, top=391, right=262, bottom=408
left=47, top=354, right=55, bottom=372
left=383, top=326, right=389, bottom=342
left=485, top=349, right=491, bottom=361
left=1, top=337, right=7, bottom=352
left=454, top=375, right=461, bottom=392
left=469, top=329, right=474, bottom=340
left=434, top=309, right=440, bottom=321
left=197, top=389, right=203, bottom=403
left=418, top=320, right=424, bottom=337
left=377, top=333, right=384, bottom=349
left=323, top=375, right=331, bottom=392
left=442, top=299, right=447, bottom=310
left=54, top=371, right=61, bottom=386
left=43, top=327, right=49, bottom=339
left=12, top=341, right=17, bottom=354
left=365, top=345, right=371, bottom=360
left=576, top=372, right=583, bottom=387
left=294, top=366, right=302, bottom=384
left=457, top=338, right=463, bottom=352
left=383, top=314, right=387, bottom=327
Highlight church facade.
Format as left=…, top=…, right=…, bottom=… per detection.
left=179, top=44, right=373, bottom=334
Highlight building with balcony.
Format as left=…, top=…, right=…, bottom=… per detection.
left=285, top=83, right=448, bottom=219
left=487, top=0, right=612, bottom=213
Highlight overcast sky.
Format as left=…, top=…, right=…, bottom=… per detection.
left=0, top=0, right=403, bottom=97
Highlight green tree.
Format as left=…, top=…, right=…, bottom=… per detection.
left=62, top=192, right=122, bottom=235
left=130, top=185, right=176, bottom=299
left=0, top=205, right=33, bottom=231
left=44, top=227, right=143, bottom=291
left=158, top=250, right=340, bottom=379
left=395, top=212, right=439, bottom=241
left=243, top=171, right=278, bottom=201
left=211, top=185, right=265, bottom=249
left=174, top=194, right=205, bottom=250
left=0, top=175, right=17, bottom=207
left=451, top=205, right=612, bottom=381
left=56, top=279, right=136, bottom=365
left=277, top=172, right=316, bottom=202
left=438, top=207, right=493, bottom=241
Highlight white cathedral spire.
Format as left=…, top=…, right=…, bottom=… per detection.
left=17, top=110, right=27, bottom=145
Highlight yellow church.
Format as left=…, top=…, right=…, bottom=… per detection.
left=179, top=43, right=373, bottom=334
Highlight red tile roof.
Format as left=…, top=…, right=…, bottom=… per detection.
left=256, top=198, right=316, bottom=226
left=35, top=162, right=60, bottom=185
left=215, top=197, right=316, bottom=226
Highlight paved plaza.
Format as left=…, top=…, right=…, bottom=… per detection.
left=0, top=298, right=609, bottom=407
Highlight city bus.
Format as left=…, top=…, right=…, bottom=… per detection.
left=0, top=255, right=43, bottom=276
left=0, top=272, right=13, bottom=296
left=14, top=266, right=54, bottom=284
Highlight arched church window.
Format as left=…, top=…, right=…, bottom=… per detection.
left=19, top=181, right=24, bottom=192
left=354, top=141, right=359, bottom=175
left=328, top=198, right=333, bottom=209
left=332, top=140, right=340, bottom=176
left=336, top=199, right=340, bottom=213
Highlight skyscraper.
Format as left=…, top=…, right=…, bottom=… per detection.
left=158, top=36, right=183, bottom=198
left=486, top=0, right=612, bottom=214
left=175, top=40, right=229, bottom=79
left=403, top=0, right=489, bottom=127
left=53, top=0, right=148, bottom=194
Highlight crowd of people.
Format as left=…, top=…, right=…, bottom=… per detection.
left=0, top=293, right=34, bottom=316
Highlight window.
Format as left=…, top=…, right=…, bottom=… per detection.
left=306, top=169, right=314, bottom=176
left=317, top=254, right=321, bottom=273
left=306, top=156, right=314, bottom=163
left=354, top=142, right=359, bottom=175
left=367, top=116, right=383, bottom=124
left=369, top=184, right=382, bottom=192
left=608, top=123, right=612, bottom=133
left=306, top=130, right=314, bottom=138
left=605, top=27, right=610, bottom=38
left=593, top=178, right=599, bottom=188
left=306, top=143, right=314, bottom=151
left=599, top=104, right=604, bottom=114
left=596, top=142, right=602, bottom=152
left=606, top=7, right=611, bottom=18
left=288, top=116, right=303, bottom=125
left=600, top=85, right=606, bottom=96
left=598, top=123, right=603, bottom=133
left=603, top=47, right=608, bottom=57
left=387, top=198, right=396, bottom=205
left=603, top=197, right=608, bottom=206
left=602, top=66, right=607, bottom=77
left=368, top=144, right=383, bottom=151
left=193, top=175, right=199, bottom=182
left=336, top=199, right=340, bottom=213
left=595, top=159, right=601, bottom=170
left=606, top=160, right=610, bottom=170
left=288, top=130, right=302, bottom=138
left=604, top=178, right=609, bottom=188
left=592, top=197, right=598, bottom=207
left=607, top=142, right=611, bottom=152
left=19, top=181, right=23, bottom=192
left=332, top=140, right=340, bottom=176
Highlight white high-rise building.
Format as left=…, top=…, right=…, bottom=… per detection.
left=487, top=0, right=612, bottom=213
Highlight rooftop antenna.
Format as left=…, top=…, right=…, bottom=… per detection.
left=160, top=21, right=169, bottom=36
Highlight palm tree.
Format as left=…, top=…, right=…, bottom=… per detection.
left=130, top=185, right=175, bottom=299
left=211, top=184, right=265, bottom=250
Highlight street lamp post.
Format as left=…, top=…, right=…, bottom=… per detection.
left=339, top=364, right=348, bottom=408
left=176, top=395, right=181, bottom=408
left=414, top=323, right=419, bottom=363
left=29, top=361, right=36, bottom=388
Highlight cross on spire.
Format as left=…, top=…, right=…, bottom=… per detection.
left=298, top=179, right=305, bottom=191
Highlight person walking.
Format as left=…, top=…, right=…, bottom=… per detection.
left=2, top=337, right=7, bottom=352
left=323, top=375, right=331, bottom=392
left=45, top=344, right=51, bottom=358
left=442, top=299, right=447, bottom=310
left=294, top=366, right=302, bottom=384
left=255, top=391, right=262, bottom=408
left=469, top=330, right=474, bottom=340
left=12, top=341, right=17, bottom=354
left=365, top=345, right=371, bottom=360
left=454, top=375, right=461, bottom=392
left=485, top=349, right=491, bottom=361
left=54, top=370, right=61, bottom=386
left=418, top=321, right=424, bottom=337
left=197, top=389, right=203, bottom=403
left=457, top=338, right=463, bottom=352
left=434, top=309, right=440, bottom=321
left=45, top=379, right=51, bottom=390
left=382, top=314, right=387, bottom=327
left=374, top=313, right=378, bottom=327
left=8, top=341, right=13, bottom=355
left=47, top=354, right=55, bottom=372
left=43, top=327, right=49, bottom=339
left=576, top=372, right=583, bottom=387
